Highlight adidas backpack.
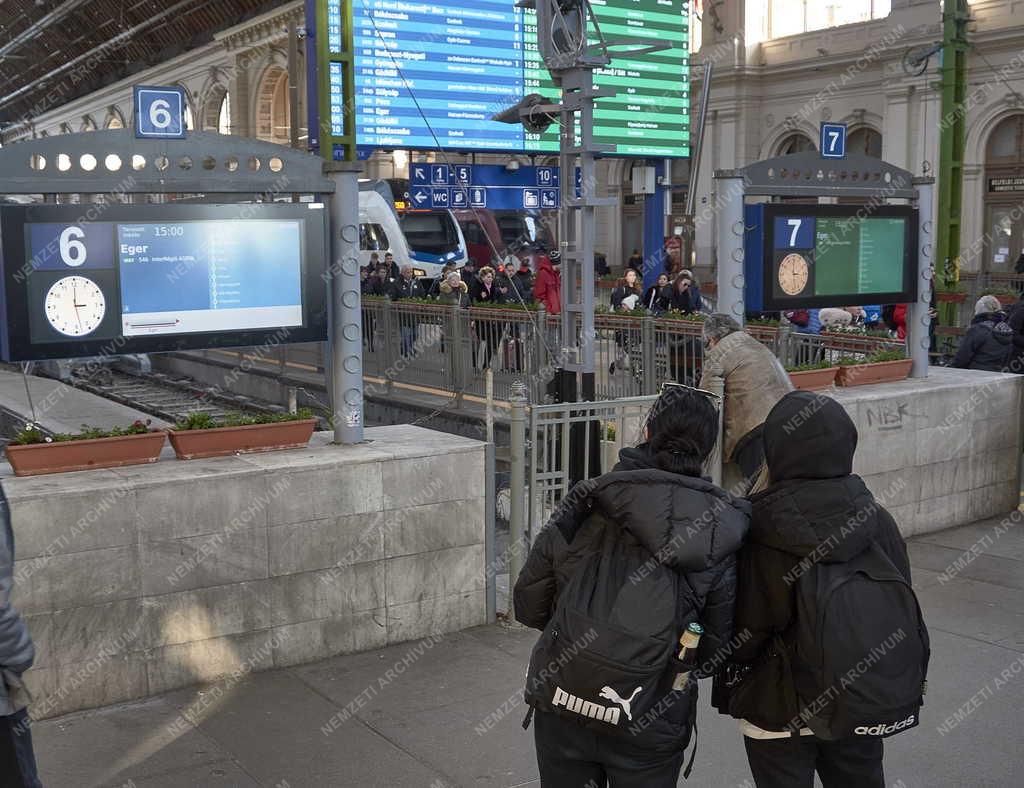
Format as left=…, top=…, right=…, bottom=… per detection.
left=788, top=543, right=930, bottom=740
left=522, top=524, right=699, bottom=747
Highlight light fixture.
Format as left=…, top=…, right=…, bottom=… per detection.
left=393, top=149, right=409, bottom=171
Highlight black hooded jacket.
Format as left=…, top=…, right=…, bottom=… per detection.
left=720, top=392, right=911, bottom=728
left=952, top=311, right=1012, bottom=372
left=514, top=446, right=750, bottom=736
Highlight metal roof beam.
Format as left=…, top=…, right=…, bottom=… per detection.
left=0, top=0, right=208, bottom=115
left=0, top=0, right=95, bottom=62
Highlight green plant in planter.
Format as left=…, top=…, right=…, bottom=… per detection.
left=747, top=317, right=780, bottom=327
left=980, top=287, right=1018, bottom=299
left=837, top=350, right=907, bottom=366
left=785, top=361, right=835, bottom=373
left=660, top=310, right=706, bottom=322
left=13, top=419, right=152, bottom=445
left=174, top=409, right=314, bottom=431
left=604, top=423, right=617, bottom=442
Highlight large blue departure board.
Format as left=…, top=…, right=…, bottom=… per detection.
left=342, top=0, right=690, bottom=157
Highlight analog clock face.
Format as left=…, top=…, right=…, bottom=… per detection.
left=44, top=276, right=107, bottom=337
left=778, top=253, right=810, bottom=296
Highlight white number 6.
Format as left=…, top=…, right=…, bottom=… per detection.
left=149, top=99, right=173, bottom=130
left=59, top=226, right=87, bottom=267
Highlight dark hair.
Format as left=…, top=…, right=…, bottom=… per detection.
left=644, top=388, right=718, bottom=476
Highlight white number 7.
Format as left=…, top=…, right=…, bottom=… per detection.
left=828, top=130, right=840, bottom=152
left=788, top=219, right=802, bottom=247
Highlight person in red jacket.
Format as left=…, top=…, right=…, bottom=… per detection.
left=533, top=252, right=562, bottom=315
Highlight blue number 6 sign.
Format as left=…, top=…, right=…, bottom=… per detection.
left=134, top=86, right=187, bottom=139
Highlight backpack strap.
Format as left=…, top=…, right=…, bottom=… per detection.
left=522, top=703, right=535, bottom=730
left=773, top=632, right=803, bottom=738
left=683, top=716, right=698, bottom=779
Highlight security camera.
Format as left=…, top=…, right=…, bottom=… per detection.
left=492, top=94, right=558, bottom=134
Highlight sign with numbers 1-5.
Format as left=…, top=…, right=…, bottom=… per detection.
left=134, top=85, right=187, bottom=139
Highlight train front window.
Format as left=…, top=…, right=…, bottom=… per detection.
left=360, top=223, right=389, bottom=251
left=400, top=212, right=458, bottom=255
left=497, top=214, right=552, bottom=250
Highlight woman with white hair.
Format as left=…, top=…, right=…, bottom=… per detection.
left=950, top=295, right=1012, bottom=372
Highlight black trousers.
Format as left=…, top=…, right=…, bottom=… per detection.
left=0, top=709, right=41, bottom=788
left=744, top=735, right=884, bottom=788
left=534, top=710, right=685, bottom=788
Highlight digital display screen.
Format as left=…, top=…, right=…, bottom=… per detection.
left=117, top=221, right=303, bottom=337
left=0, top=204, right=328, bottom=362
left=745, top=204, right=918, bottom=311
left=347, top=0, right=689, bottom=157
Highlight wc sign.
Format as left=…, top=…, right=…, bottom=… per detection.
left=134, top=85, right=187, bottom=139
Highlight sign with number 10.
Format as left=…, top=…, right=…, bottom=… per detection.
left=134, top=86, right=187, bottom=139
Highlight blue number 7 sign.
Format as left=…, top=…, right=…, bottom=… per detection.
left=820, top=123, right=847, bottom=160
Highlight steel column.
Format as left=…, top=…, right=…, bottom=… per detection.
left=911, top=178, right=936, bottom=378
left=326, top=161, right=365, bottom=444
left=714, top=170, right=746, bottom=324
left=508, top=383, right=528, bottom=618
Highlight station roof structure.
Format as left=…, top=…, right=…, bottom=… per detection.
left=0, top=0, right=291, bottom=128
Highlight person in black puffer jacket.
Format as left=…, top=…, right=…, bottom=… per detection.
left=714, top=391, right=912, bottom=788
left=515, top=387, right=750, bottom=787
left=951, top=295, right=1012, bottom=372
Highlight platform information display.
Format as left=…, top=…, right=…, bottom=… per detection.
left=345, top=0, right=689, bottom=157
left=0, top=204, right=328, bottom=362
left=744, top=204, right=918, bottom=311
left=117, top=221, right=303, bottom=337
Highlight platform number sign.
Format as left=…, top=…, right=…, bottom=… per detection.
left=820, top=123, right=847, bottom=160
left=134, top=86, right=187, bottom=139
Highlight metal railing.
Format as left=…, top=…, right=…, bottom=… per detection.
left=230, top=302, right=913, bottom=410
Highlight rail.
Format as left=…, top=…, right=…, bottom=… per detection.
left=239, top=301, right=913, bottom=408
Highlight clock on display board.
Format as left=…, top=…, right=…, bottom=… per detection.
left=778, top=252, right=810, bottom=296
left=44, top=275, right=107, bottom=337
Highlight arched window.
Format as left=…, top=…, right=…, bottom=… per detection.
left=105, top=112, right=124, bottom=130
left=847, top=127, right=882, bottom=158
left=987, top=115, right=1024, bottom=165
left=776, top=132, right=816, bottom=156
left=983, top=114, right=1024, bottom=273
left=218, top=93, right=231, bottom=135
left=59, top=123, right=73, bottom=135
left=256, top=66, right=291, bottom=144
left=81, top=116, right=97, bottom=132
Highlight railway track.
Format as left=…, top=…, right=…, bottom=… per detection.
left=69, top=368, right=284, bottom=424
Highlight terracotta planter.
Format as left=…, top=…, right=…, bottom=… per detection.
left=788, top=366, right=839, bottom=391
left=836, top=359, right=913, bottom=387
left=935, top=291, right=967, bottom=304
left=5, top=431, right=166, bottom=477
left=993, top=294, right=1017, bottom=306
left=167, top=419, right=316, bottom=460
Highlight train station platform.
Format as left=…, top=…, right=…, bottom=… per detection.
left=0, top=367, right=170, bottom=438
left=28, top=514, right=1024, bottom=787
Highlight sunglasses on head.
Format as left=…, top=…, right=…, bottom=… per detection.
left=659, top=380, right=722, bottom=402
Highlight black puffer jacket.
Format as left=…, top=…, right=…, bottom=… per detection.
left=514, top=447, right=750, bottom=744
left=951, top=311, right=1012, bottom=372
left=717, top=392, right=911, bottom=730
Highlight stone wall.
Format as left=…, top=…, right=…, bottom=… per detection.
left=833, top=367, right=1023, bottom=537
left=4, top=426, right=488, bottom=719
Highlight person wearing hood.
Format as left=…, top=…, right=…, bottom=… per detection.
left=716, top=391, right=912, bottom=788
left=515, top=386, right=750, bottom=787
left=437, top=271, right=470, bottom=307
left=952, top=295, right=1012, bottom=372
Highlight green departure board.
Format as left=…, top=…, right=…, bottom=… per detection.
left=813, top=218, right=907, bottom=296
left=525, top=0, right=690, bottom=157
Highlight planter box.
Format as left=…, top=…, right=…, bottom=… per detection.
left=5, top=431, right=165, bottom=477
left=167, top=419, right=317, bottom=460
left=992, top=294, right=1017, bottom=306
left=836, top=359, right=913, bottom=387
left=788, top=366, right=839, bottom=391
left=936, top=291, right=967, bottom=304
